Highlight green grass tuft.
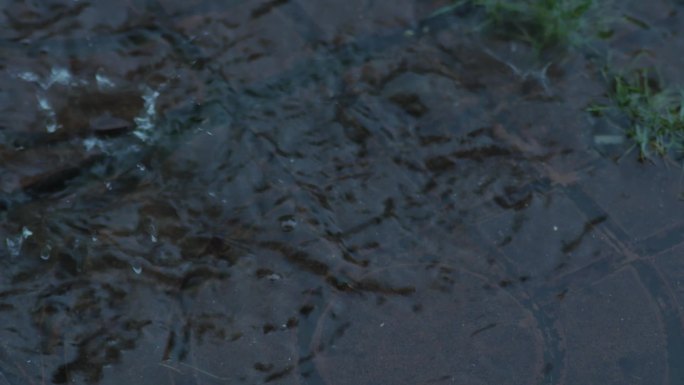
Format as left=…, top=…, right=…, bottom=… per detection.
left=434, top=0, right=597, bottom=53
left=589, top=68, right=684, bottom=159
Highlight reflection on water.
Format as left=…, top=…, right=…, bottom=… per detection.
left=2, top=0, right=684, bottom=384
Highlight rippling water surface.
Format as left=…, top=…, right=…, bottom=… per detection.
left=3, top=1, right=684, bottom=384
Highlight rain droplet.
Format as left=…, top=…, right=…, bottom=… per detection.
left=279, top=215, right=297, bottom=232
left=132, top=265, right=143, bottom=274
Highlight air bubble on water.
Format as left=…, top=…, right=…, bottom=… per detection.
left=132, top=265, right=143, bottom=274
left=40, top=244, right=52, bottom=260
left=279, top=215, right=297, bottom=232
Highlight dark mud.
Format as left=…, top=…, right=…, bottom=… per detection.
left=2, top=1, right=684, bottom=384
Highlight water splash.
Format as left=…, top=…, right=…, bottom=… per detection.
left=37, top=94, right=59, bottom=133
left=40, top=244, right=52, bottom=261
left=279, top=215, right=298, bottom=232
left=83, top=137, right=105, bottom=151
left=6, top=227, right=33, bottom=258
left=17, top=72, right=40, bottom=83
left=22, top=227, right=33, bottom=239
left=133, top=86, right=160, bottom=142
left=147, top=222, right=158, bottom=243
left=45, top=67, right=74, bottom=89
left=96, top=72, right=116, bottom=90
left=16, top=67, right=77, bottom=90
left=6, top=236, right=22, bottom=258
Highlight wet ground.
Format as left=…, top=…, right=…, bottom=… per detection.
left=2, top=0, right=684, bottom=384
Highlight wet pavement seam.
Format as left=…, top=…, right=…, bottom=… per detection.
left=630, top=259, right=684, bottom=385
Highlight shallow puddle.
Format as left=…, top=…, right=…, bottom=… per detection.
left=2, top=1, right=684, bottom=384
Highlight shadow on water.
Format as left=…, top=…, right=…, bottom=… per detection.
left=3, top=0, right=684, bottom=384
